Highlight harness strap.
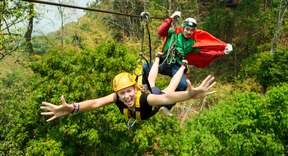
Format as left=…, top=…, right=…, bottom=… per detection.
left=123, top=64, right=144, bottom=121
left=134, top=64, right=143, bottom=87
left=135, top=90, right=141, bottom=120
left=123, top=108, right=129, bottom=120
left=134, top=64, right=142, bottom=121
left=161, top=34, right=178, bottom=65
left=123, top=90, right=142, bottom=121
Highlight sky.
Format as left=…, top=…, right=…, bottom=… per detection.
left=32, top=0, right=93, bottom=35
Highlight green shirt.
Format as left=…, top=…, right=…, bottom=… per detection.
left=163, top=29, right=199, bottom=64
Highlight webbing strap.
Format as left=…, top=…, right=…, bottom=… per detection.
left=135, top=64, right=143, bottom=85
left=135, top=91, right=141, bottom=120
left=123, top=108, right=129, bottom=120
left=123, top=90, right=142, bottom=121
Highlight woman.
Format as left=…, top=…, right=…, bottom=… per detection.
left=40, top=53, right=216, bottom=122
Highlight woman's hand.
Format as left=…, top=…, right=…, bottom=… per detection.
left=187, top=75, right=216, bottom=99
left=40, top=95, right=73, bottom=122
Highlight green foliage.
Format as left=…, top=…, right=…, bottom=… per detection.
left=25, top=139, right=64, bottom=156
left=182, top=88, right=287, bottom=155
left=240, top=49, right=288, bottom=91
left=264, top=83, right=288, bottom=145
left=256, top=50, right=288, bottom=89
left=0, top=70, right=28, bottom=153
left=134, top=117, right=183, bottom=155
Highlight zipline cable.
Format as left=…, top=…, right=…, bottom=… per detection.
left=23, top=0, right=166, bottom=20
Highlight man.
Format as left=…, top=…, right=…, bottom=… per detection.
left=143, top=11, right=232, bottom=91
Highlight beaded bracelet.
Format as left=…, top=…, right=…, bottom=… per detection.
left=71, top=103, right=80, bottom=113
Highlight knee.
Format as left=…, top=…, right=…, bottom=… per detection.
left=142, top=63, right=151, bottom=74
left=142, top=64, right=151, bottom=84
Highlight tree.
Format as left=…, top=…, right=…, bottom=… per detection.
left=111, top=0, right=144, bottom=40
left=55, top=0, right=76, bottom=51
left=0, top=0, right=33, bottom=60
left=24, top=3, right=35, bottom=54
left=271, top=0, right=288, bottom=54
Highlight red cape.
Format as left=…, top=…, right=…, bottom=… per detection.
left=185, top=29, right=227, bottom=68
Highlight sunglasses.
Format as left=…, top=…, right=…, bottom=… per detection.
left=183, top=27, right=195, bottom=32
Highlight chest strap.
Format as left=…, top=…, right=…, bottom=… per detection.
left=123, top=90, right=141, bottom=121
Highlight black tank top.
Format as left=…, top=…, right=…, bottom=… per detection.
left=115, top=92, right=159, bottom=120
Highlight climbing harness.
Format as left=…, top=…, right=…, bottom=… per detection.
left=123, top=89, right=142, bottom=129
left=162, top=39, right=177, bottom=65
left=123, top=88, right=141, bottom=126
left=160, top=17, right=180, bottom=65
left=127, top=118, right=137, bottom=129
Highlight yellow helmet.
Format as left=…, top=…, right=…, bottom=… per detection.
left=113, top=72, right=136, bottom=92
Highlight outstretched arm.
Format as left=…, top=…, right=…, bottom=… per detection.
left=147, top=75, right=216, bottom=106
left=157, top=11, right=181, bottom=37
left=148, top=52, right=163, bottom=87
left=157, top=18, right=173, bottom=37
left=40, top=93, right=116, bottom=122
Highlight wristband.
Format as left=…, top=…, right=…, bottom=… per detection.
left=71, top=103, right=80, bottom=113
left=182, top=60, right=189, bottom=73
left=155, top=52, right=163, bottom=58
left=71, top=103, right=76, bottom=113
left=76, top=103, right=80, bottom=112
left=182, top=64, right=186, bottom=69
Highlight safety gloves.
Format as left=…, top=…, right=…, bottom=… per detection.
left=170, top=11, right=181, bottom=19
left=224, top=43, right=233, bottom=54
left=140, top=12, right=150, bottom=18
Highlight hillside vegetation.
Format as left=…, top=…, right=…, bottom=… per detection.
left=1, top=0, right=288, bottom=155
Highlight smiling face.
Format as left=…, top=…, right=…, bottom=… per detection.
left=116, top=86, right=136, bottom=108
left=183, top=27, right=195, bottom=38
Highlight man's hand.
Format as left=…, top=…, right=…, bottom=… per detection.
left=140, top=11, right=150, bottom=19
left=170, top=11, right=181, bottom=19
left=224, top=43, right=233, bottom=54
left=155, top=51, right=164, bottom=58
